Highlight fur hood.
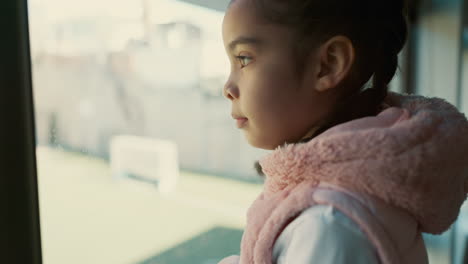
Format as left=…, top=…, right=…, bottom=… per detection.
left=259, top=91, right=468, bottom=234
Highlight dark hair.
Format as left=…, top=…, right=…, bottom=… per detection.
left=234, top=0, right=409, bottom=175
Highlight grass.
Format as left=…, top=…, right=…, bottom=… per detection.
left=36, top=147, right=263, bottom=264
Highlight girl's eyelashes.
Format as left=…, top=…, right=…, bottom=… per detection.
left=236, top=55, right=253, bottom=68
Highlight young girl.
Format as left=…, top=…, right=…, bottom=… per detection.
left=219, top=0, right=468, bottom=263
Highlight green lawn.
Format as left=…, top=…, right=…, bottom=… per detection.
left=36, top=147, right=263, bottom=264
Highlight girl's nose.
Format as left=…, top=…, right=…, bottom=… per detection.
left=223, top=80, right=239, bottom=101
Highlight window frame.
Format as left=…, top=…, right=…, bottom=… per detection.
left=0, top=0, right=42, bottom=263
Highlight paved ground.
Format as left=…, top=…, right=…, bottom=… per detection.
left=36, top=147, right=262, bottom=264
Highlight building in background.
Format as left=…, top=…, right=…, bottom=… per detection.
left=30, top=1, right=267, bottom=181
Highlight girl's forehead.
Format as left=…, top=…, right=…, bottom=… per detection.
left=222, top=0, right=298, bottom=55
left=223, top=1, right=279, bottom=43
left=223, top=2, right=260, bottom=43
left=223, top=0, right=268, bottom=28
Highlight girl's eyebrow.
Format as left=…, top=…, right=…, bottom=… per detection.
left=228, top=36, right=263, bottom=51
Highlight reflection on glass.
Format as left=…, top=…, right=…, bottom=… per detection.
left=29, top=0, right=265, bottom=263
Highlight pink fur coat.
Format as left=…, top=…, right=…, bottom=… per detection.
left=219, top=92, right=468, bottom=264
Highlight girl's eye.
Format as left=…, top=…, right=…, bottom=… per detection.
left=236, top=55, right=253, bottom=68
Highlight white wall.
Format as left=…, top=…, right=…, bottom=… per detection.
left=414, top=8, right=462, bottom=105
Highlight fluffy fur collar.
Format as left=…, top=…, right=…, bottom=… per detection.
left=259, top=92, right=468, bottom=234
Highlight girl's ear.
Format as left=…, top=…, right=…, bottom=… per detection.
left=314, top=36, right=355, bottom=92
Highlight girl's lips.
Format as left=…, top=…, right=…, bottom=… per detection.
left=236, top=118, right=248, bottom=128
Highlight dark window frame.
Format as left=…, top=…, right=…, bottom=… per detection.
left=0, top=0, right=42, bottom=263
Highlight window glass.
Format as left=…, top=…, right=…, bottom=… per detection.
left=28, top=0, right=265, bottom=263
left=28, top=0, right=468, bottom=263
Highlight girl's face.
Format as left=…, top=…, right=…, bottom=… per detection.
left=222, top=0, right=335, bottom=150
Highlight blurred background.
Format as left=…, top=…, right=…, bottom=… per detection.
left=27, top=0, right=468, bottom=263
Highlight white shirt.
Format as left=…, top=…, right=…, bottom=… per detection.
left=272, top=204, right=380, bottom=264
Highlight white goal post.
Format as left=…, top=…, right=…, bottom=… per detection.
left=110, top=135, right=179, bottom=194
